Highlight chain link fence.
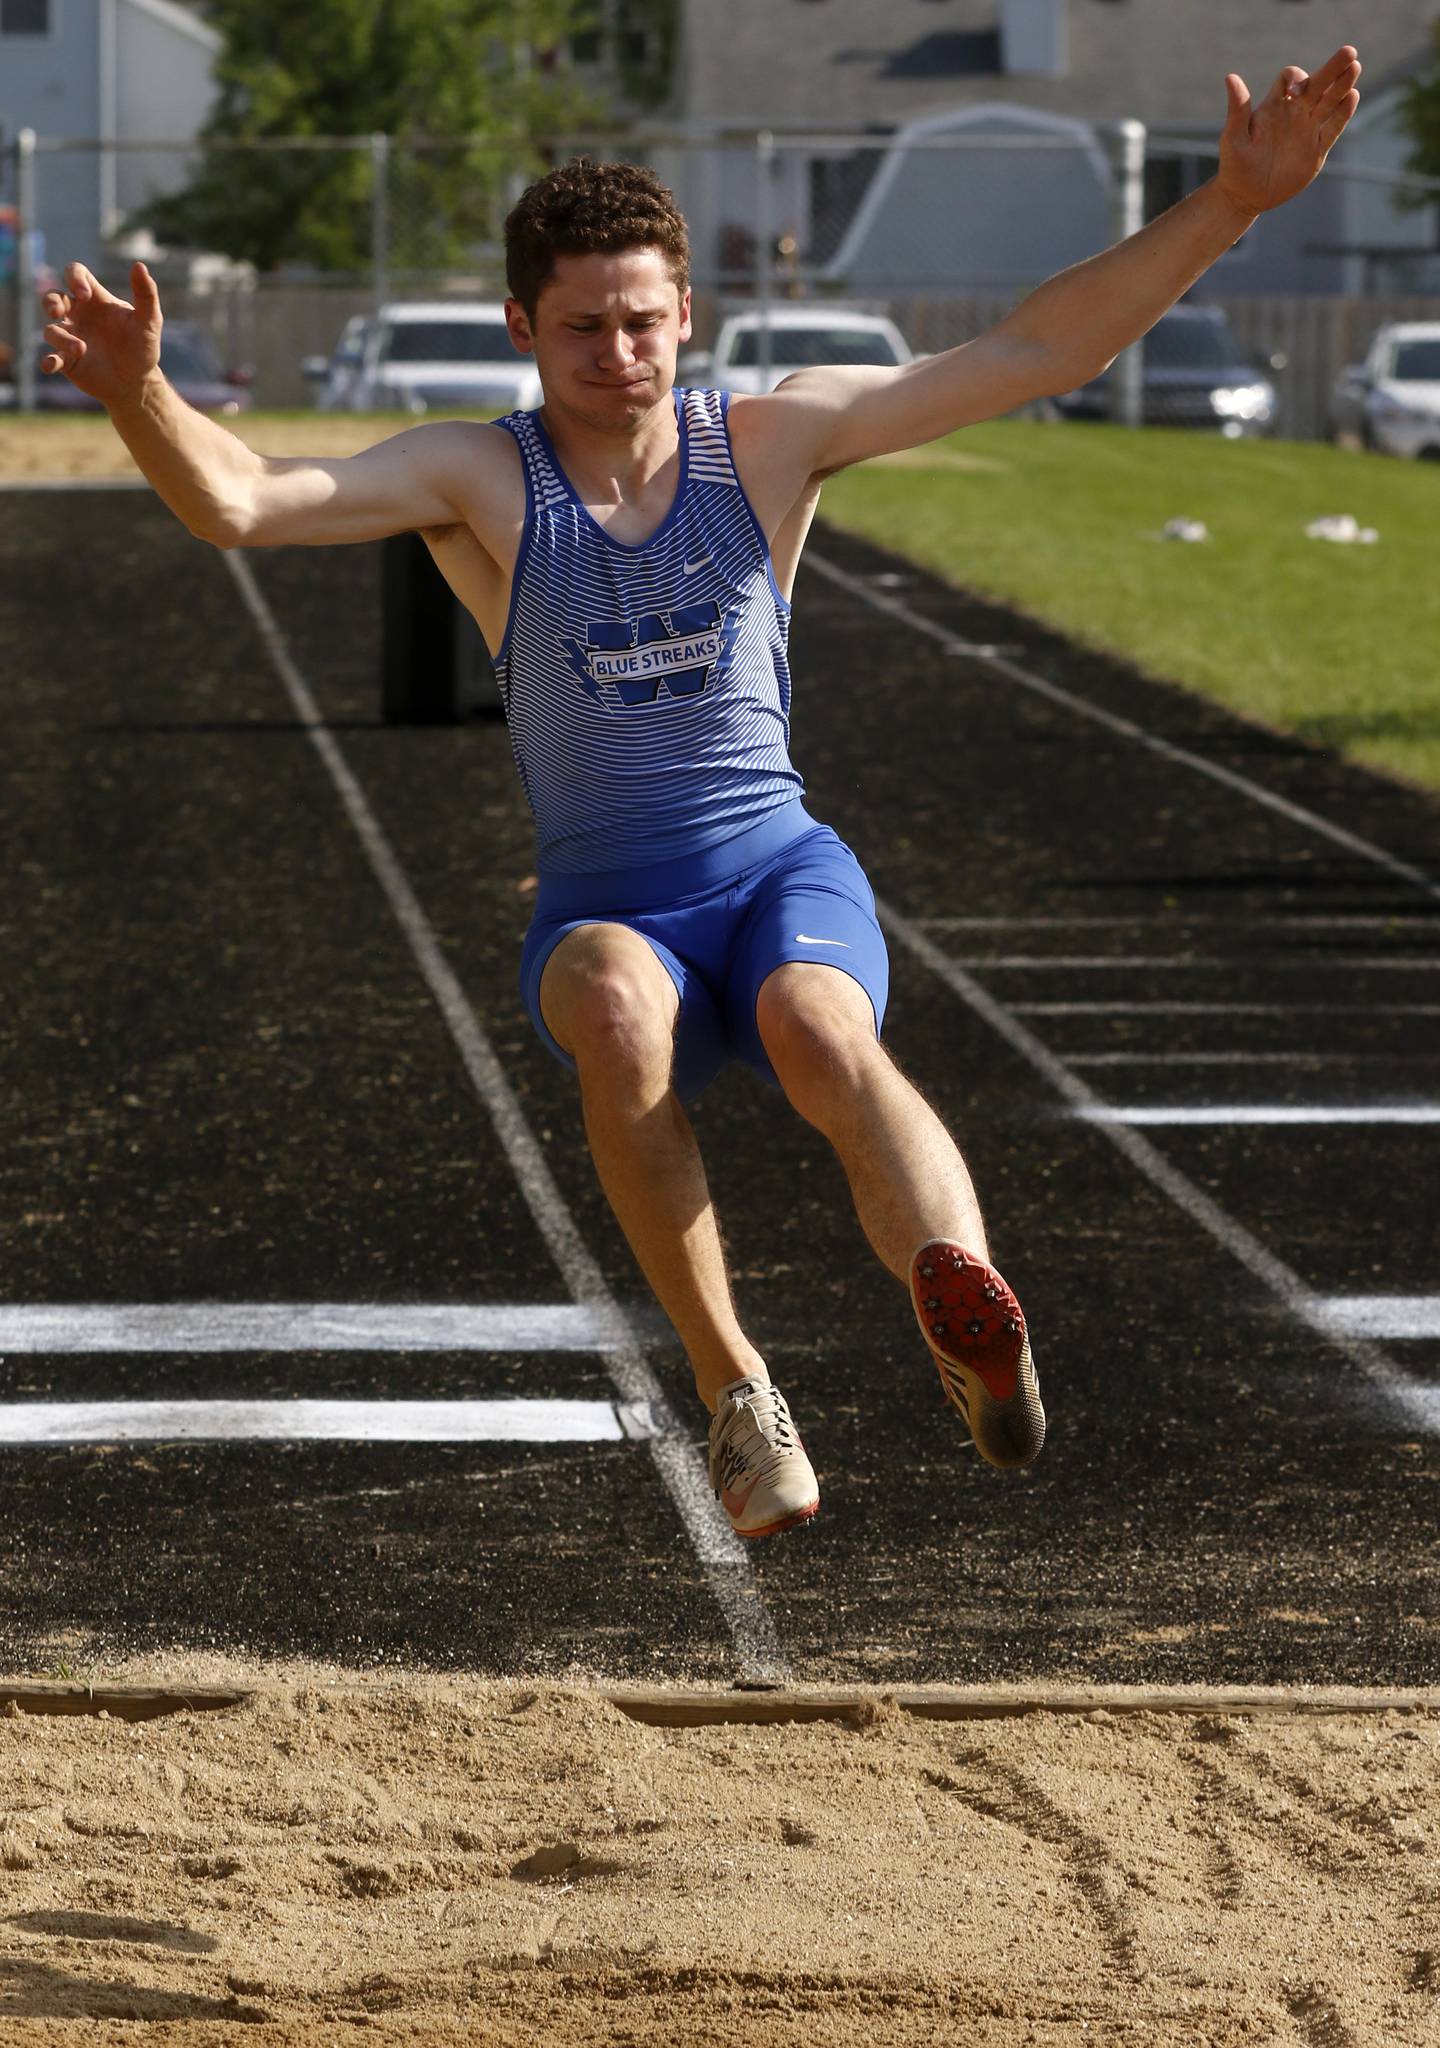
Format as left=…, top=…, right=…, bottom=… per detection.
left=5, top=124, right=1440, bottom=438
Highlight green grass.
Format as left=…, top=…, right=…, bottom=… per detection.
left=821, top=421, right=1440, bottom=795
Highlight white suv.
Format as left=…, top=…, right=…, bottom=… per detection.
left=304, top=301, right=541, bottom=415
left=1330, top=323, right=1440, bottom=459
left=681, top=306, right=913, bottom=395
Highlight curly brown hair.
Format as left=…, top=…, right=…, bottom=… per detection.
left=504, top=158, right=691, bottom=319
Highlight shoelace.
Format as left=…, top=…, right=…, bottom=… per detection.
left=711, top=1384, right=798, bottom=1492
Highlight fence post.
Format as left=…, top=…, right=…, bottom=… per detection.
left=16, top=128, right=37, bottom=414
left=1107, top=118, right=1146, bottom=428
left=371, top=131, right=391, bottom=318
left=755, top=129, right=774, bottom=387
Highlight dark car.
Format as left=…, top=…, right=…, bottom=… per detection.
left=1052, top=304, right=1278, bottom=437
left=12, top=321, right=253, bottom=415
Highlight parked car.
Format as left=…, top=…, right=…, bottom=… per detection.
left=1329, top=323, right=1440, bottom=459
left=303, top=302, right=541, bottom=414
left=2, top=320, right=252, bottom=415
left=1051, top=304, right=1278, bottom=436
left=680, top=306, right=913, bottom=395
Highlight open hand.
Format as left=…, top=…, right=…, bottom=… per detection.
left=40, top=260, right=163, bottom=407
left=1217, top=47, right=1361, bottom=215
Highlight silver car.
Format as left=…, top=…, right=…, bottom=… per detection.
left=304, top=302, right=541, bottom=415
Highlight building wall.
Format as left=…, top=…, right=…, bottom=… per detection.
left=112, top=0, right=221, bottom=229
left=1, top=0, right=104, bottom=274
left=1, top=0, right=218, bottom=273
left=657, top=0, right=1438, bottom=299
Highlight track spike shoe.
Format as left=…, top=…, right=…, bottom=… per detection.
left=707, top=1378, right=819, bottom=1539
left=909, top=1241, right=1045, bottom=1469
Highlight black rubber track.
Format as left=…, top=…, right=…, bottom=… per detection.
left=2, top=490, right=1436, bottom=1685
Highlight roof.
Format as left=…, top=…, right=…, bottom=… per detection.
left=716, top=306, right=902, bottom=328
left=666, top=0, right=1437, bottom=136
left=122, top=0, right=222, bottom=52
left=379, top=302, right=509, bottom=321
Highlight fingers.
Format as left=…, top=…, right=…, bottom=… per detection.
left=40, top=294, right=73, bottom=375
left=1320, top=90, right=1361, bottom=151
left=1223, top=72, right=1252, bottom=134
left=40, top=325, right=83, bottom=377
left=1306, top=45, right=1361, bottom=99
left=63, top=259, right=125, bottom=309
left=1314, top=58, right=1362, bottom=117
left=131, top=260, right=161, bottom=323
left=1265, top=65, right=1309, bottom=108
left=1269, top=46, right=1361, bottom=113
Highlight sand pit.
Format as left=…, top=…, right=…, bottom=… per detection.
left=0, top=413, right=450, bottom=484
left=1, top=1660, right=1436, bottom=2045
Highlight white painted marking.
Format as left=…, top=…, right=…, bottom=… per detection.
left=1077, top=1105, right=1440, bottom=1127
left=0, top=1302, right=639, bottom=1355
left=918, top=915, right=1440, bottom=932
left=873, top=895, right=1437, bottom=1435
left=0, top=1399, right=636, bottom=1444
left=225, top=555, right=785, bottom=1683
left=1306, top=1298, right=1440, bottom=1341
left=1009, top=1003, right=1440, bottom=1017
left=807, top=550, right=1440, bottom=906
left=980, top=956, right=1440, bottom=971
left=1065, top=1052, right=1421, bottom=1069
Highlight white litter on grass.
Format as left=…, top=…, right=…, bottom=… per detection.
left=1161, top=518, right=1209, bottom=543
left=1305, top=514, right=1379, bottom=544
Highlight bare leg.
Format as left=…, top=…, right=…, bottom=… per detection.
left=755, top=961, right=988, bottom=1278
left=540, top=924, right=767, bottom=1411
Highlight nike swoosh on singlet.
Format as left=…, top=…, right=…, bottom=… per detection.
left=683, top=556, right=712, bottom=575
left=795, top=934, right=851, bottom=948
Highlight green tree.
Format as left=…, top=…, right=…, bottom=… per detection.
left=140, top=0, right=597, bottom=272
left=1398, top=19, right=1440, bottom=206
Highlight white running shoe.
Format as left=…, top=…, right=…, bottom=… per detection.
left=707, top=1378, right=819, bottom=1539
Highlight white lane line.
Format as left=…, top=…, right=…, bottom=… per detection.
left=0, top=1302, right=643, bottom=1355
left=875, top=896, right=1437, bottom=1435
left=1066, top=1052, right=1429, bottom=1069
left=224, top=554, right=786, bottom=1685
left=1010, top=1003, right=1440, bottom=1017
left=1076, top=1105, right=1440, bottom=1127
left=1307, top=1298, right=1440, bottom=1340
left=919, top=916, right=1440, bottom=931
left=0, top=1399, right=647, bottom=1445
left=979, top=956, right=1440, bottom=971
left=807, top=549, right=1440, bottom=906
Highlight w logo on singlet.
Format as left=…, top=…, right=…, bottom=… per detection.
left=562, top=601, right=736, bottom=710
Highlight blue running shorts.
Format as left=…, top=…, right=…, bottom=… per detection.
left=520, top=799, right=890, bottom=1101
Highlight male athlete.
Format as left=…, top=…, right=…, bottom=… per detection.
left=42, top=48, right=1359, bottom=1538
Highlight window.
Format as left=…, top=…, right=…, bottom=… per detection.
left=1, top=0, right=50, bottom=33
left=379, top=320, right=517, bottom=366
left=1390, top=339, right=1440, bottom=381
left=731, top=326, right=902, bottom=369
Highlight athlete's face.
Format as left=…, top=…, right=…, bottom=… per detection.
left=506, top=246, right=692, bottom=432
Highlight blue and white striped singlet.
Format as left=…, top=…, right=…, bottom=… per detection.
left=493, top=387, right=804, bottom=875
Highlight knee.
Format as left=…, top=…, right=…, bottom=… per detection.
left=757, top=979, right=879, bottom=1125
left=542, top=935, right=676, bottom=1080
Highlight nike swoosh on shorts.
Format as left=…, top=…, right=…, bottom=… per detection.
left=795, top=934, right=851, bottom=948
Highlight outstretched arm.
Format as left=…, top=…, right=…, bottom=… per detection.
left=40, top=261, right=492, bottom=547
left=754, top=46, right=1361, bottom=477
